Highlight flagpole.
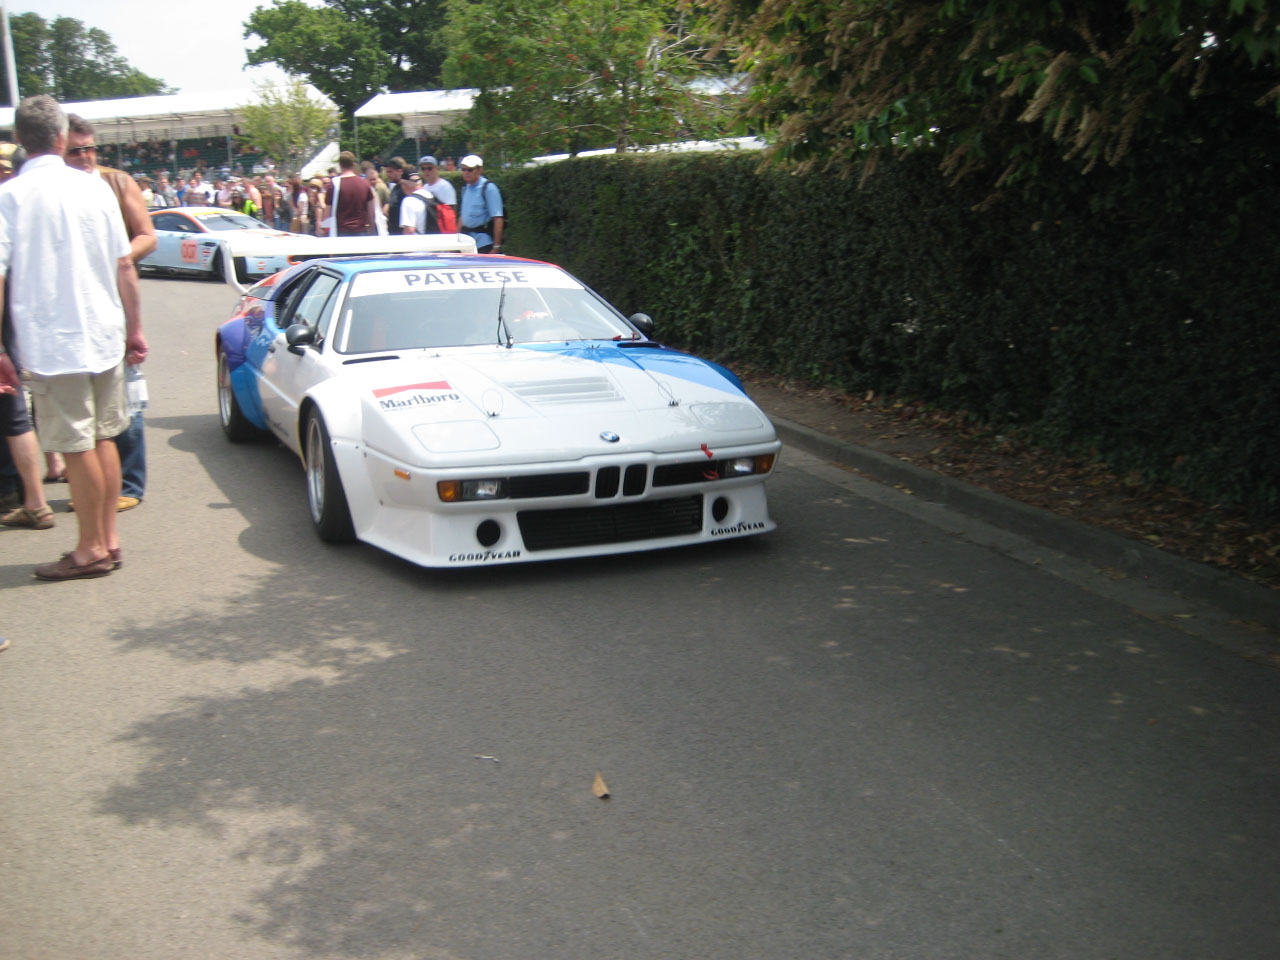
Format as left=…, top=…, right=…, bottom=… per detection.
left=1, top=2, right=19, bottom=106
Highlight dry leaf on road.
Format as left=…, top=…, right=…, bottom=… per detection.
left=592, top=771, right=611, bottom=799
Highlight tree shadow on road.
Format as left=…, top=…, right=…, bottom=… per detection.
left=94, top=415, right=1280, bottom=960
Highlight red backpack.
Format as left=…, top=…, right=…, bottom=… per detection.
left=435, top=199, right=458, bottom=233
left=406, top=191, right=458, bottom=234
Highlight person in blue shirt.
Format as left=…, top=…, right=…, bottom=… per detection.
left=457, top=154, right=503, bottom=253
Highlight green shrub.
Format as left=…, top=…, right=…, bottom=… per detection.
left=497, top=149, right=1280, bottom=517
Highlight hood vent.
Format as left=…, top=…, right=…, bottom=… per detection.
left=505, top=376, right=622, bottom=405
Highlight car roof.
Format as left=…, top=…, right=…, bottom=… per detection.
left=151, top=207, right=250, bottom=217
left=317, top=253, right=550, bottom=278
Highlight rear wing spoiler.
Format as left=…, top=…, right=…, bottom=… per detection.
left=216, top=232, right=479, bottom=294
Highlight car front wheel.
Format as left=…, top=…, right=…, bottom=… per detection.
left=217, top=347, right=262, bottom=442
left=304, top=410, right=355, bottom=542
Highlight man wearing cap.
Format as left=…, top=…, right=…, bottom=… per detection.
left=417, top=155, right=457, bottom=210
left=457, top=154, right=503, bottom=253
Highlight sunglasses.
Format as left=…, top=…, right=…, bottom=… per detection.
left=67, top=145, right=97, bottom=156
left=460, top=165, right=477, bottom=172
left=420, top=164, right=436, bottom=170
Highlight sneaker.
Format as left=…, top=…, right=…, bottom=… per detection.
left=67, top=496, right=142, bottom=513
left=1, top=504, right=55, bottom=529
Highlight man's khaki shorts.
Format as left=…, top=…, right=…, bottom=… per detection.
left=25, top=362, right=129, bottom=454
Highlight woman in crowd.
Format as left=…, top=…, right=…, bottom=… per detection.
left=306, top=178, right=327, bottom=236
left=289, top=176, right=309, bottom=233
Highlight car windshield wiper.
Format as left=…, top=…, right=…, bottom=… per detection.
left=495, top=279, right=513, bottom=349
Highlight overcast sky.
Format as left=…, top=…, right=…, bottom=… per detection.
left=20, top=0, right=293, bottom=95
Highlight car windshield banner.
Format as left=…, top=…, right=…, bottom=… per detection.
left=349, top=266, right=583, bottom=298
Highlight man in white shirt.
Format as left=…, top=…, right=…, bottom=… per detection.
left=400, top=173, right=437, bottom=234
left=418, top=155, right=457, bottom=208
left=0, top=95, right=147, bottom=580
left=187, top=170, right=215, bottom=205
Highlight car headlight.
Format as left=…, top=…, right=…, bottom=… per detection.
left=723, top=454, right=776, bottom=477
left=437, top=478, right=507, bottom=502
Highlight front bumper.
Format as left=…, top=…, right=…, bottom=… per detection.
left=331, top=440, right=781, bottom=567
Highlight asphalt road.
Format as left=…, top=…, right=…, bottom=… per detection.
left=2, top=277, right=1278, bottom=960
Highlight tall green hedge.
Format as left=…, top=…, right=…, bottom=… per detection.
left=491, top=149, right=1280, bottom=517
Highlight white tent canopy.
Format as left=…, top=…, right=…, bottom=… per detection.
left=0, top=86, right=337, bottom=145
left=353, top=89, right=477, bottom=133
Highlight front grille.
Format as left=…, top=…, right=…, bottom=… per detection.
left=518, top=495, right=704, bottom=551
left=595, top=463, right=647, bottom=498
left=507, top=472, right=590, bottom=499
left=595, top=466, right=620, bottom=498
left=623, top=464, right=647, bottom=495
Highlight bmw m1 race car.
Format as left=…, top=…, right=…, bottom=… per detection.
left=214, top=253, right=780, bottom=567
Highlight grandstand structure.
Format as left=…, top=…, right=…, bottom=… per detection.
left=0, top=86, right=338, bottom=179
left=0, top=87, right=473, bottom=177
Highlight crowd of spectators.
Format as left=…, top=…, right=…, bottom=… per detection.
left=69, top=135, right=486, bottom=243
left=96, top=135, right=266, bottom=181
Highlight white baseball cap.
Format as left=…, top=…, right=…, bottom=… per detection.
left=460, top=154, right=484, bottom=168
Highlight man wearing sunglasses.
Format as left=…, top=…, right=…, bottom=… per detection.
left=65, top=114, right=156, bottom=516
left=417, top=155, right=457, bottom=210
left=457, top=154, right=503, bottom=253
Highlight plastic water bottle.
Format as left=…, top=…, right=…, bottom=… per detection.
left=125, top=365, right=148, bottom=415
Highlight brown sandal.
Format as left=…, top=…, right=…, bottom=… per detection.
left=1, top=505, right=55, bottom=529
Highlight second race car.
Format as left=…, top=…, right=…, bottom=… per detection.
left=141, top=206, right=298, bottom=282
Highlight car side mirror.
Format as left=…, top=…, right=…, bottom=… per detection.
left=628, top=312, right=655, bottom=338
left=285, top=323, right=316, bottom=355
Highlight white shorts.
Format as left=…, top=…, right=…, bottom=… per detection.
left=26, top=362, right=129, bottom=454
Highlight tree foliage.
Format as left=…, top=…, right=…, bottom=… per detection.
left=237, top=81, right=338, bottom=173
left=244, top=0, right=448, bottom=116
left=703, top=0, right=1280, bottom=186
left=442, top=0, right=733, bottom=163
left=5, top=13, right=172, bottom=104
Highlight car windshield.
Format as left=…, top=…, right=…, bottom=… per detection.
left=335, top=265, right=634, bottom=353
left=196, top=213, right=267, bottom=232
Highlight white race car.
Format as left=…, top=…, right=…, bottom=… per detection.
left=215, top=252, right=780, bottom=567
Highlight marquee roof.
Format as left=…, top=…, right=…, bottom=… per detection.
left=353, top=89, right=477, bottom=132
left=0, top=86, right=337, bottom=144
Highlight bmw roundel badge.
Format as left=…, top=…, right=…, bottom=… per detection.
left=600, top=431, right=620, bottom=443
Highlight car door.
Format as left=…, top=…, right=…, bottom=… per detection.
left=147, top=212, right=202, bottom=271
left=258, top=269, right=345, bottom=453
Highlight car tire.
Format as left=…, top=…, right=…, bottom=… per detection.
left=304, top=410, right=355, bottom=542
left=210, top=247, right=225, bottom=282
left=217, top=346, right=262, bottom=442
